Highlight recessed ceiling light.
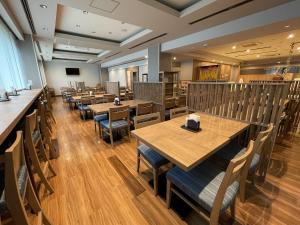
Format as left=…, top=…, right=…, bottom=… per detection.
left=256, top=54, right=260, bottom=58
left=145, top=55, right=148, bottom=59
left=83, top=10, right=88, bottom=14
left=203, top=43, right=208, bottom=47
left=173, top=57, right=176, bottom=60
left=277, top=61, right=281, bottom=64
left=297, top=47, right=300, bottom=50
left=232, top=45, right=236, bottom=49
left=287, top=34, right=294, bottom=39
left=40, top=4, right=47, bottom=9
left=246, top=49, right=250, bottom=53
left=76, top=24, right=80, bottom=28
left=212, top=59, right=215, bottom=62
left=108, top=32, right=112, bottom=35
left=284, top=25, right=290, bottom=28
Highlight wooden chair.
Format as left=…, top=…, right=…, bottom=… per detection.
left=136, top=102, right=153, bottom=116
left=25, top=110, right=56, bottom=194
left=100, top=105, right=130, bottom=147
left=134, top=112, right=169, bottom=195
left=166, top=140, right=255, bottom=225
left=92, top=98, right=108, bottom=133
left=103, top=94, right=115, bottom=103
left=165, top=98, right=176, bottom=120
left=176, top=95, right=187, bottom=107
left=1, top=131, right=52, bottom=225
left=78, top=96, right=94, bottom=120
left=215, top=124, right=274, bottom=202
left=170, top=107, right=188, bottom=119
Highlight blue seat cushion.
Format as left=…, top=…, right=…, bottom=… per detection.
left=216, top=142, right=260, bottom=172
left=100, top=119, right=129, bottom=129
left=94, top=114, right=108, bottom=122
left=167, top=161, right=239, bottom=213
left=138, top=144, right=169, bottom=168
left=78, top=105, right=89, bottom=111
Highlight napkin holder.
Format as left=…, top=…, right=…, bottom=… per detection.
left=114, top=97, right=121, bottom=106
left=0, top=92, right=10, bottom=102
left=187, top=119, right=200, bottom=131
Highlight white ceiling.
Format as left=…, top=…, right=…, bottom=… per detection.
left=54, top=43, right=103, bottom=54
left=3, top=0, right=298, bottom=64
left=56, top=4, right=144, bottom=42
left=156, top=0, right=201, bottom=11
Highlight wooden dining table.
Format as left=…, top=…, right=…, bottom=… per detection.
left=131, top=112, right=250, bottom=171
left=88, top=99, right=151, bottom=114
left=71, top=94, right=104, bottom=101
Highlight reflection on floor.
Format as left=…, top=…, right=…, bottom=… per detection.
left=30, top=98, right=300, bottom=225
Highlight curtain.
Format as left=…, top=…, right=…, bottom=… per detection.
left=0, top=19, right=26, bottom=91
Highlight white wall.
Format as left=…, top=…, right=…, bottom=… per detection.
left=180, top=60, right=193, bottom=80
left=139, top=65, right=148, bottom=81
left=44, top=60, right=100, bottom=95
left=109, top=69, right=126, bottom=87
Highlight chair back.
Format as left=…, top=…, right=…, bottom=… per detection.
left=79, top=96, right=94, bottom=105
left=165, top=98, right=176, bottom=109
left=103, top=94, right=115, bottom=103
left=170, top=107, right=188, bottom=119
left=136, top=102, right=153, bottom=116
left=134, top=112, right=161, bottom=129
left=211, top=140, right=255, bottom=218
left=109, top=105, right=129, bottom=122
left=25, top=109, right=38, bottom=136
left=176, top=95, right=186, bottom=107
left=254, top=124, right=274, bottom=155
left=92, top=97, right=103, bottom=104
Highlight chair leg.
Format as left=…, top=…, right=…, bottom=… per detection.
left=99, top=123, right=102, bottom=139
left=230, top=198, right=236, bottom=219
left=38, top=142, right=56, bottom=177
left=26, top=179, right=42, bottom=214
left=166, top=179, right=172, bottom=208
left=153, top=168, right=159, bottom=196
left=137, top=151, right=141, bottom=173
left=110, top=132, right=114, bottom=148
left=94, top=121, right=97, bottom=132
left=239, top=178, right=246, bottom=203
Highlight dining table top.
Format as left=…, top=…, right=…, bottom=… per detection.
left=71, top=92, right=131, bottom=101
left=131, top=112, right=250, bottom=171
left=88, top=99, right=151, bottom=114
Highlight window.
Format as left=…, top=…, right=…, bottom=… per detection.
left=0, top=19, right=26, bottom=91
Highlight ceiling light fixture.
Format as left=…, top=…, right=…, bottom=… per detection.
left=173, top=57, right=176, bottom=60
left=297, top=47, right=300, bottom=50
left=287, top=34, right=294, bottom=39
left=277, top=61, right=281, bottom=64
left=256, top=54, right=260, bottom=58
left=83, top=10, right=88, bottom=14
left=76, top=24, right=80, bottom=28
left=246, top=49, right=250, bottom=53
left=40, top=4, right=47, bottom=9
left=108, top=32, right=112, bottom=35
left=284, top=25, right=290, bottom=28
left=145, top=55, right=148, bottom=59
left=232, top=45, right=236, bottom=49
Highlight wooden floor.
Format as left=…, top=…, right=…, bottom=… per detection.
left=31, top=98, right=300, bottom=225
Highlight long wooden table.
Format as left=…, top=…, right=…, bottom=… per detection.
left=132, top=112, right=249, bottom=171
left=88, top=99, right=151, bottom=114
left=0, top=89, right=42, bottom=145
left=71, top=94, right=104, bottom=101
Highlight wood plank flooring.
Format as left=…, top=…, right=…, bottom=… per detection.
left=31, top=98, right=300, bottom=225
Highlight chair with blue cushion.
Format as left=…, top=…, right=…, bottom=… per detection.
left=100, top=105, right=130, bottom=147
left=166, top=140, right=255, bottom=225
left=0, top=131, right=52, bottom=225
left=134, top=112, right=169, bottom=195
left=92, top=97, right=108, bottom=133
left=215, top=124, right=274, bottom=202
left=78, top=96, right=94, bottom=120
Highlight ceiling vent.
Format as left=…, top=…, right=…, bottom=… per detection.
left=90, top=0, right=120, bottom=13
left=128, top=33, right=167, bottom=50
left=189, top=0, right=253, bottom=25
left=21, top=0, right=36, bottom=34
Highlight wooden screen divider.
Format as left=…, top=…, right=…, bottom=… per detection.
left=187, top=82, right=289, bottom=147
left=105, top=81, right=120, bottom=97
left=133, top=82, right=165, bottom=120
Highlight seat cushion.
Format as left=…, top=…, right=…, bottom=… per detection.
left=216, top=142, right=260, bottom=172
left=167, top=161, right=239, bottom=213
left=100, top=119, right=129, bottom=129
left=138, top=144, right=169, bottom=168
left=94, top=114, right=108, bottom=122
left=78, top=105, right=89, bottom=111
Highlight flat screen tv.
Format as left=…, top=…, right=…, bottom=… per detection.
left=66, top=68, right=80, bottom=75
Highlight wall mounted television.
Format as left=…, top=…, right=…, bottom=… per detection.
left=66, top=68, right=80, bottom=75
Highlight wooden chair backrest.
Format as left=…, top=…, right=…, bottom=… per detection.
left=25, top=109, right=38, bottom=135
left=92, top=97, right=103, bottom=104
left=79, top=96, right=94, bottom=105
left=103, top=94, right=115, bottom=103
left=136, top=102, right=153, bottom=116
left=176, top=95, right=187, bottom=107
left=165, top=98, right=176, bottom=109
left=211, top=140, right=255, bottom=218
left=134, top=112, right=161, bottom=129
left=170, top=107, right=188, bottom=119
left=109, top=105, right=129, bottom=122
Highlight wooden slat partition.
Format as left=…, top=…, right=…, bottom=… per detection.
left=187, top=82, right=289, bottom=144
left=105, top=81, right=120, bottom=97
left=133, top=82, right=165, bottom=119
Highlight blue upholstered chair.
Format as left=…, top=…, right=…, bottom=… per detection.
left=92, top=97, right=108, bottom=133
left=134, top=112, right=169, bottom=195
left=166, top=141, right=255, bottom=225
left=215, top=124, right=274, bottom=202
left=100, top=105, right=130, bottom=147
left=78, top=96, right=94, bottom=120
left=0, top=131, right=52, bottom=225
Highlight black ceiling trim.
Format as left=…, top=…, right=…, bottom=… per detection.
left=21, top=0, right=36, bottom=34
left=52, top=57, right=87, bottom=62
left=55, top=30, right=120, bottom=44
left=189, top=0, right=254, bottom=25
left=105, top=52, right=121, bottom=59
left=53, top=48, right=98, bottom=56
left=128, top=33, right=167, bottom=49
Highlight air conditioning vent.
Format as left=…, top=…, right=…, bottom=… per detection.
left=128, top=33, right=167, bottom=49
left=21, top=0, right=36, bottom=34
left=189, top=0, right=254, bottom=25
